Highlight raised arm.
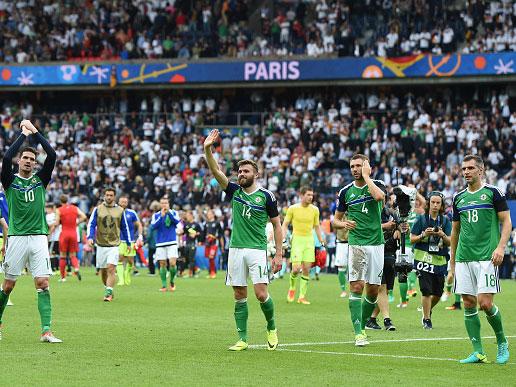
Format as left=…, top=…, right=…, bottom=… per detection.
left=1, top=131, right=29, bottom=190
left=34, top=132, right=57, bottom=188
left=362, top=160, right=385, bottom=202
left=203, top=129, right=229, bottom=190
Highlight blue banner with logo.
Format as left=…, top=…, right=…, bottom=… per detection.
left=0, top=52, right=514, bottom=87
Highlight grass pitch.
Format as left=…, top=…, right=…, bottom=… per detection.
left=1, top=269, right=514, bottom=386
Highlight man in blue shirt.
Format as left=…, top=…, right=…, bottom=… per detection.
left=150, top=196, right=180, bottom=292
left=117, top=195, right=143, bottom=286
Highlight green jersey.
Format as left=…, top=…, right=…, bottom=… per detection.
left=1, top=132, right=56, bottom=236
left=5, top=174, right=48, bottom=235
left=225, top=182, right=279, bottom=250
left=453, top=184, right=508, bottom=262
left=337, top=180, right=386, bottom=246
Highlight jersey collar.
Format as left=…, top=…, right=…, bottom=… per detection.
left=241, top=186, right=259, bottom=196
left=14, top=173, right=34, bottom=180
left=467, top=183, right=485, bottom=195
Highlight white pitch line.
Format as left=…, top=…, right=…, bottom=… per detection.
left=248, top=335, right=516, bottom=349
left=277, top=348, right=457, bottom=362
left=276, top=348, right=516, bottom=365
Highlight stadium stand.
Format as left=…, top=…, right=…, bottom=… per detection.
left=2, top=0, right=516, bottom=63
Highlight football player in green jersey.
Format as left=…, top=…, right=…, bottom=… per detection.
left=451, top=155, right=512, bottom=364
left=204, top=129, right=282, bottom=351
left=0, top=120, right=61, bottom=343
left=333, top=154, right=386, bottom=347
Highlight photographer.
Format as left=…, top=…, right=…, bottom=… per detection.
left=366, top=193, right=403, bottom=331
left=410, top=191, right=451, bottom=330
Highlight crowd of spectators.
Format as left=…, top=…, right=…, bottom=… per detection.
left=1, top=0, right=516, bottom=63
left=0, top=86, right=514, bottom=219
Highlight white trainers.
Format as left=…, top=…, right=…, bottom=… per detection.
left=40, top=331, right=63, bottom=343
left=58, top=278, right=67, bottom=283
left=355, top=333, right=370, bottom=347
left=7, top=298, right=13, bottom=306
left=440, top=292, right=450, bottom=302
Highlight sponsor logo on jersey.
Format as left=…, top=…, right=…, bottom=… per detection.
left=469, top=200, right=478, bottom=204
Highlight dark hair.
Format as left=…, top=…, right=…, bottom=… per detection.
left=237, top=159, right=259, bottom=173
left=104, top=187, right=116, bottom=195
left=350, top=153, right=369, bottom=162
left=300, top=186, right=313, bottom=195
left=19, top=146, right=38, bottom=158
left=426, top=191, right=445, bottom=214
left=119, top=194, right=129, bottom=200
left=463, top=154, right=484, bottom=170
left=60, top=194, right=68, bottom=204
left=160, top=196, right=169, bottom=202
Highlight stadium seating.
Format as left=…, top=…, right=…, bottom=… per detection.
left=1, top=0, right=516, bottom=63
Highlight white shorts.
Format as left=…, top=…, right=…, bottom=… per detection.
left=225, top=248, right=268, bottom=286
left=348, top=245, right=384, bottom=285
left=96, top=246, right=119, bottom=269
left=155, top=244, right=179, bottom=261
left=335, top=241, right=349, bottom=267
left=454, top=261, right=500, bottom=296
left=3, top=235, right=51, bottom=280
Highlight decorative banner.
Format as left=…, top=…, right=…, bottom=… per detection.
left=0, top=53, right=514, bottom=87
left=0, top=64, right=113, bottom=86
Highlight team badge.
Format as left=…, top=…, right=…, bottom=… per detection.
left=31, top=178, right=37, bottom=183
left=255, top=197, right=262, bottom=203
left=480, top=194, right=487, bottom=200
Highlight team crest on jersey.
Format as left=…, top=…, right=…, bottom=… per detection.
left=255, top=197, right=262, bottom=203
left=31, top=178, right=37, bottom=183
left=480, top=194, right=487, bottom=200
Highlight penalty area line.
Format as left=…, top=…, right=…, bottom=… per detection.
left=275, top=348, right=516, bottom=365
left=248, top=335, right=516, bottom=349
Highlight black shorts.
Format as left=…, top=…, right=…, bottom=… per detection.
left=418, top=271, right=445, bottom=297
left=382, top=255, right=396, bottom=290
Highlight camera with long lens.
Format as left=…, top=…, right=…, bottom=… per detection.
left=392, top=185, right=417, bottom=274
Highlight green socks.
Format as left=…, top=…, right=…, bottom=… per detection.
left=454, top=294, right=461, bottom=304
left=37, top=288, right=52, bottom=333
left=349, top=292, right=362, bottom=335
left=361, top=296, right=377, bottom=330
left=289, top=272, right=298, bottom=291
left=445, top=283, right=452, bottom=293
left=399, top=281, right=408, bottom=302
left=260, top=296, right=276, bottom=331
left=234, top=299, right=248, bottom=342
left=485, top=305, right=506, bottom=345
left=104, top=287, right=113, bottom=297
left=116, top=263, right=125, bottom=285
left=159, top=267, right=167, bottom=288
left=338, top=268, right=347, bottom=291
left=169, top=266, right=177, bottom=285
left=299, top=276, right=309, bottom=299
left=0, top=289, right=9, bottom=324
left=408, top=271, right=417, bottom=290
left=464, top=307, right=483, bottom=353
